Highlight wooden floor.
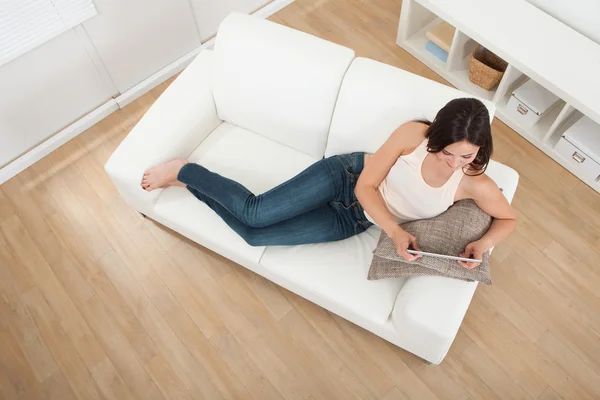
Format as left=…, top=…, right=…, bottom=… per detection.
left=1, top=0, right=600, bottom=399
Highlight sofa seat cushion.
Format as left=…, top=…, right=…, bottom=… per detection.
left=153, top=122, right=319, bottom=265
left=260, top=227, right=407, bottom=325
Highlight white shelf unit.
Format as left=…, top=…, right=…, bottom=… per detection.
left=397, top=0, right=600, bottom=193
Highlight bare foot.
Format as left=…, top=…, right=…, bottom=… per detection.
left=141, top=158, right=187, bottom=191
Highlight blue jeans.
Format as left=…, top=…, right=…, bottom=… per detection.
left=177, top=153, right=373, bottom=246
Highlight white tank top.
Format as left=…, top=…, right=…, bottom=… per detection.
left=365, top=139, right=464, bottom=225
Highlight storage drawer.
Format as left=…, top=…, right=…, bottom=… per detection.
left=506, top=79, right=560, bottom=127
left=555, top=137, right=600, bottom=183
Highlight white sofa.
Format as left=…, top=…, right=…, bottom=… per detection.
left=105, top=12, right=519, bottom=364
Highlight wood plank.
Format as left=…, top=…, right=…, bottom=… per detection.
left=549, top=376, right=596, bottom=400
left=21, top=287, right=105, bottom=400
left=510, top=176, right=599, bottom=266
left=0, top=328, right=48, bottom=399
left=381, top=387, right=408, bottom=400
left=572, top=181, right=600, bottom=215
left=449, top=329, right=473, bottom=356
left=96, top=251, right=225, bottom=400
left=489, top=240, right=512, bottom=265
left=0, top=187, right=14, bottom=225
left=32, top=155, right=113, bottom=261
left=475, top=285, right=546, bottom=343
left=209, top=331, right=284, bottom=400
left=459, top=343, right=532, bottom=399
left=0, top=182, right=107, bottom=370
left=543, top=241, right=600, bottom=300
left=0, top=227, right=35, bottom=295
left=536, top=331, right=600, bottom=399
left=90, top=357, right=136, bottom=400
left=332, top=315, right=439, bottom=400
left=143, top=217, right=182, bottom=253
left=55, top=159, right=235, bottom=399
left=514, top=210, right=553, bottom=252
left=438, top=351, right=502, bottom=400
left=236, top=267, right=294, bottom=321
left=0, top=367, right=18, bottom=400
left=245, top=336, right=311, bottom=400
left=279, top=308, right=374, bottom=400
left=78, top=295, right=164, bottom=400
left=537, top=386, right=563, bottom=400
left=219, top=271, right=346, bottom=400
left=504, top=232, right=600, bottom=334
left=493, top=260, right=600, bottom=399
left=499, top=250, right=600, bottom=371
left=116, top=214, right=226, bottom=340
left=507, top=155, right=600, bottom=233
left=184, top=239, right=234, bottom=281
left=41, top=370, right=77, bottom=400
left=0, top=243, right=59, bottom=383
left=460, top=312, right=547, bottom=398
left=469, top=291, right=565, bottom=383
left=168, top=241, right=306, bottom=399
left=290, top=296, right=394, bottom=400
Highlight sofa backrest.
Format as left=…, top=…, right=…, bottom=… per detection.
left=212, top=13, right=355, bottom=159
left=325, top=57, right=496, bottom=157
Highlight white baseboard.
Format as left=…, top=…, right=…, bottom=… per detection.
left=0, top=100, right=119, bottom=185
left=0, top=0, right=295, bottom=185
left=254, top=0, right=296, bottom=19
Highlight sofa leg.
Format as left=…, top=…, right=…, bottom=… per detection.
left=141, top=213, right=147, bottom=218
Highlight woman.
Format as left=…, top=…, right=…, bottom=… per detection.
left=141, top=98, right=516, bottom=268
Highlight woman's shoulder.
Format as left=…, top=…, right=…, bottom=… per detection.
left=458, top=170, right=498, bottom=200
left=390, top=121, right=428, bottom=156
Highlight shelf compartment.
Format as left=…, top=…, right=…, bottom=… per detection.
left=544, top=104, right=583, bottom=147
left=404, top=17, right=450, bottom=73
left=446, top=31, right=496, bottom=101
left=496, top=98, right=566, bottom=144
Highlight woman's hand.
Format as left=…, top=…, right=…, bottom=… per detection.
left=390, top=226, right=422, bottom=261
left=458, top=239, right=492, bottom=269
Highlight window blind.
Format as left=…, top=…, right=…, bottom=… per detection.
left=0, top=0, right=97, bottom=66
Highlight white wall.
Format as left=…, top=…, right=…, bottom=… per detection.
left=526, top=0, right=600, bottom=44
left=82, top=0, right=201, bottom=92
left=191, top=0, right=270, bottom=41
left=0, top=0, right=287, bottom=171
left=0, top=30, right=113, bottom=167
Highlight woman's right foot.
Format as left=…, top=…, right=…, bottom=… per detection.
left=141, top=158, right=188, bottom=191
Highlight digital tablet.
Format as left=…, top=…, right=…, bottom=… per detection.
left=406, top=249, right=482, bottom=263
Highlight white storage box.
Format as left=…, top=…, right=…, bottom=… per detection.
left=555, top=116, right=600, bottom=183
left=506, top=79, right=560, bottom=126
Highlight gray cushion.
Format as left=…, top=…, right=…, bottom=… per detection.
left=368, top=199, right=493, bottom=285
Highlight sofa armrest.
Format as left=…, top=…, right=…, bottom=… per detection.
left=391, top=276, right=477, bottom=364
left=105, top=50, right=222, bottom=214
left=390, top=161, right=519, bottom=364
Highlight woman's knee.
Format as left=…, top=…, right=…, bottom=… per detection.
left=239, top=198, right=272, bottom=228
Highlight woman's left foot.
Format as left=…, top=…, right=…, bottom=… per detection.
left=141, top=159, right=187, bottom=191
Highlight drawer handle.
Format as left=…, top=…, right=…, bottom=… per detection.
left=517, top=104, right=529, bottom=115
left=572, top=152, right=586, bottom=163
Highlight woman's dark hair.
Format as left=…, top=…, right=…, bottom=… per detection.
left=417, top=98, right=493, bottom=175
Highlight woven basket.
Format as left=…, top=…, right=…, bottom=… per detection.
left=469, top=45, right=508, bottom=90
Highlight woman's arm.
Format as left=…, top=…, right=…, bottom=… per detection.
left=457, top=174, right=517, bottom=268
left=355, top=122, right=427, bottom=260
